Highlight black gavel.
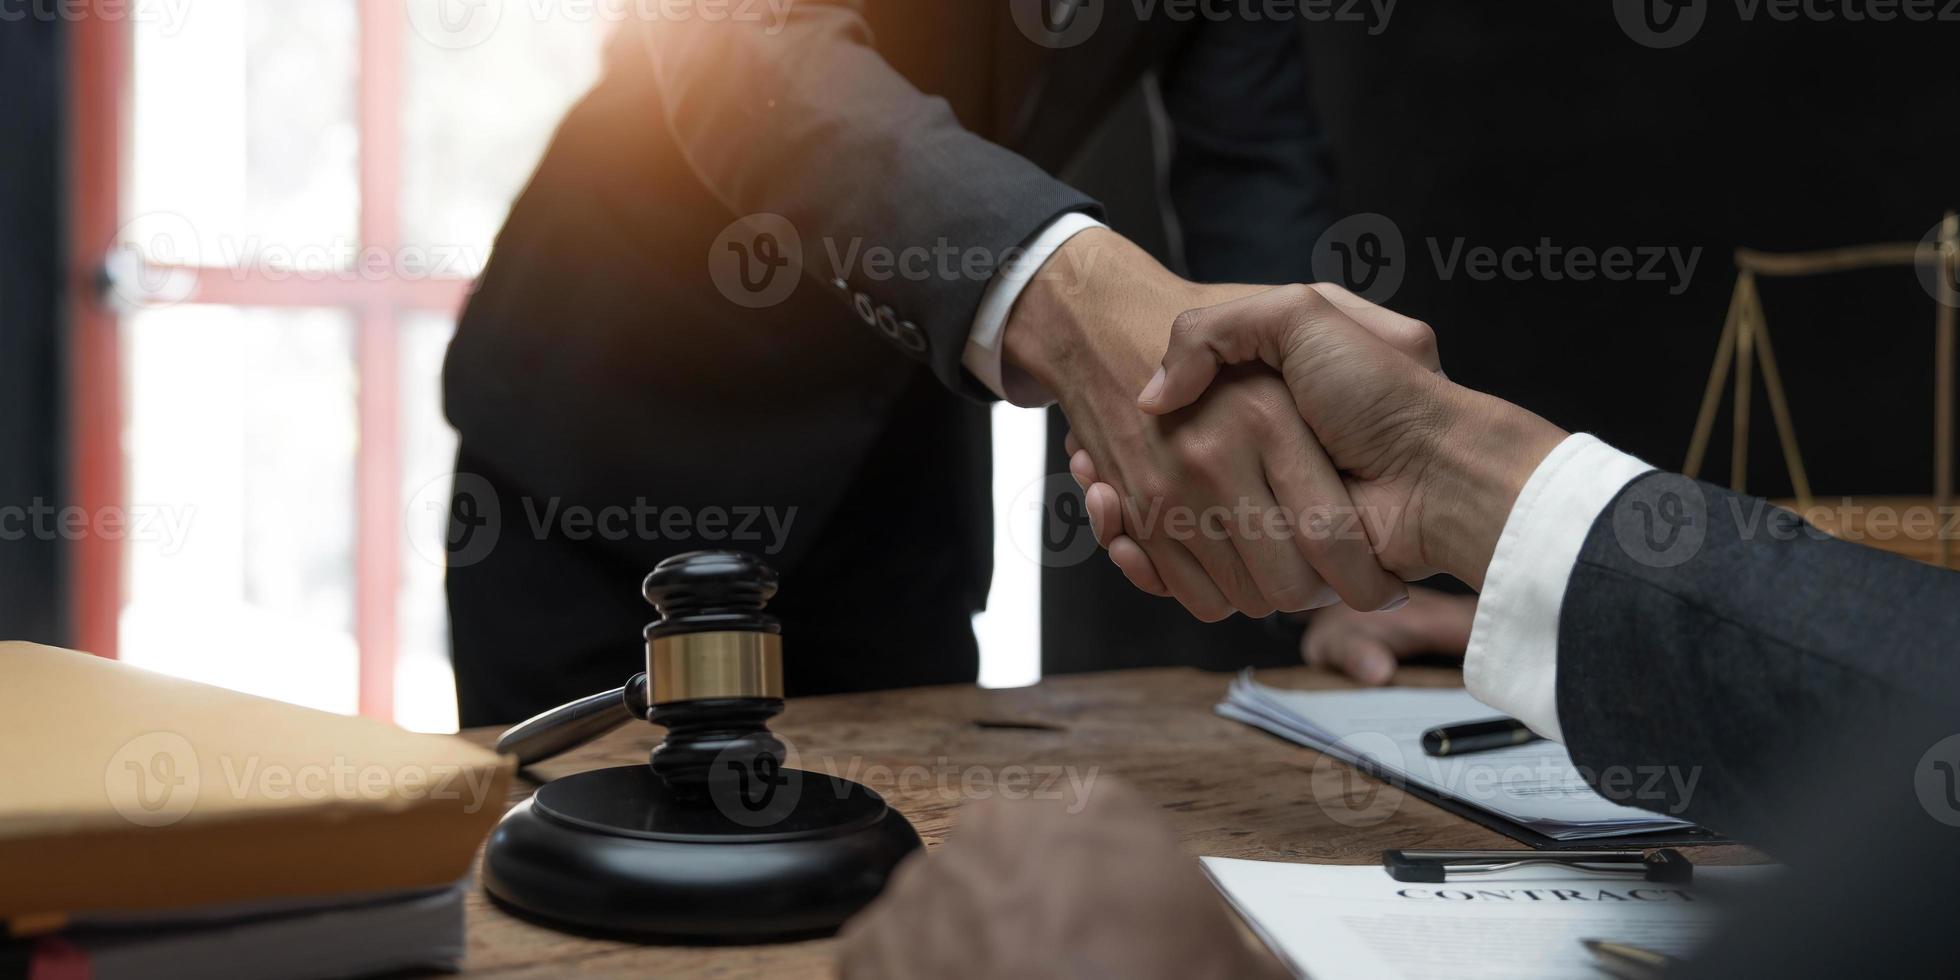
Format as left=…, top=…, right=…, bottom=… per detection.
left=495, top=549, right=785, bottom=788
left=481, top=550, right=920, bottom=942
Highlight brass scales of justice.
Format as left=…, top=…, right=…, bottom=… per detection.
left=1684, top=212, right=1960, bottom=569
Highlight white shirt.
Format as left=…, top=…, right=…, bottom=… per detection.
left=960, top=212, right=1107, bottom=407
left=1461, top=433, right=1656, bottom=743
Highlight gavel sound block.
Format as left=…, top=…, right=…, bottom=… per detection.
left=481, top=551, right=922, bottom=941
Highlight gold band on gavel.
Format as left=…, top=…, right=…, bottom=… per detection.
left=646, top=632, right=784, bottom=704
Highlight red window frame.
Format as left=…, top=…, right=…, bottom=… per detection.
left=68, top=2, right=472, bottom=719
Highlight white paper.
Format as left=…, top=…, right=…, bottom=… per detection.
left=1219, top=675, right=1696, bottom=840
left=1202, top=858, right=1766, bottom=980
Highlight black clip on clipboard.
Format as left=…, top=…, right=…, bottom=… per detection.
left=1383, top=848, right=1695, bottom=884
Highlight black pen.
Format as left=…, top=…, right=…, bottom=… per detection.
left=1420, top=716, right=1541, bottom=756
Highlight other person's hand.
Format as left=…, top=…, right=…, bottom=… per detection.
left=1300, top=587, right=1475, bottom=685
left=1075, top=284, right=1567, bottom=600
left=1006, top=235, right=1417, bottom=620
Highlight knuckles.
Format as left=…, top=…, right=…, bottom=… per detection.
left=1168, top=433, right=1228, bottom=476
left=1386, top=319, right=1439, bottom=363
left=1282, top=282, right=1332, bottom=315
left=1168, top=307, right=1210, bottom=342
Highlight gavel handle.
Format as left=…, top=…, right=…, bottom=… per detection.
left=495, top=672, right=651, bottom=767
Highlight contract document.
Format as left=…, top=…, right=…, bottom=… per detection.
left=1217, top=674, right=1698, bottom=841
left=1202, top=859, right=1768, bottom=979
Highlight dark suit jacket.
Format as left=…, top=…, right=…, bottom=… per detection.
left=442, top=4, right=1326, bottom=723
left=1556, top=472, right=1960, bottom=838
left=1554, top=472, right=1960, bottom=975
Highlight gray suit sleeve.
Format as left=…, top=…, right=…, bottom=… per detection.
left=1554, top=472, right=1960, bottom=839
left=639, top=6, right=1101, bottom=398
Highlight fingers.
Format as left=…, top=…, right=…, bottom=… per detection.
left=1087, top=477, right=1233, bottom=616
left=1299, top=590, right=1477, bottom=685
left=1306, top=282, right=1442, bottom=374
left=1083, top=478, right=1174, bottom=600
left=1218, top=487, right=1332, bottom=614
left=1108, top=535, right=1171, bottom=597
left=1138, top=283, right=1442, bottom=419
left=1261, top=419, right=1409, bottom=612
left=1077, top=463, right=1231, bottom=614
left=1084, top=482, right=1122, bottom=549
left=1303, top=629, right=1399, bottom=686
left=1070, top=448, right=1099, bottom=492
left=1092, top=483, right=1256, bottom=611
left=1138, top=291, right=1295, bottom=416
left=1141, top=536, right=1239, bottom=621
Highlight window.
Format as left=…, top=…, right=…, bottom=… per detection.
left=73, top=1, right=607, bottom=729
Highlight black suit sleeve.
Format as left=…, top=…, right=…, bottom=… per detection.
left=1158, top=12, right=1331, bottom=284
left=638, top=7, right=1101, bottom=399
left=1554, top=472, right=1960, bottom=840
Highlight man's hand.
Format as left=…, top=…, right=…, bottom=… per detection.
left=1301, top=587, right=1475, bottom=685
left=1075, top=284, right=1567, bottom=596
left=1005, top=232, right=1410, bottom=619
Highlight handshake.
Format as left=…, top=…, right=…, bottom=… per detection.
left=1005, top=229, right=1568, bottom=621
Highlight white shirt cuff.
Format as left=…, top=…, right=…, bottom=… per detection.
left=1462, top=433, right=1656, bottom=743
left=962, top=212, right=1107, bottom=407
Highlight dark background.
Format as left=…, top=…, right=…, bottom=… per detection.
left=3, top=7, right=1954, bottom=658
left=0, top=17, right=70, bottom=646
left=1292, top=4, right=1957, bottom=495
left=1045, top=4, right=1958, bottom=672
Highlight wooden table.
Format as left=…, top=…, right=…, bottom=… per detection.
left=457, top=665, right=1747, bottom=977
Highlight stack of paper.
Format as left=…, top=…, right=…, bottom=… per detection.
left=8, top=886, right=468, bottom=980
left=1, top=643, right=514, bottom=977
left=1217, top=673, right=1695, bottom=841
left=1203, top=858, right=1767, bottom=980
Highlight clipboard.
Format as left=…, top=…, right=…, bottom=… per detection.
left=1240, top=724, right=1728, bottom=850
